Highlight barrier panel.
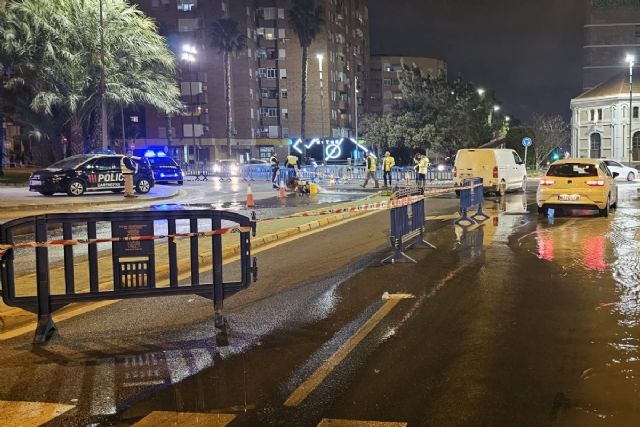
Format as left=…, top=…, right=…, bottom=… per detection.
left=454, top=177, right=489, bottom=226
left=381, top=187, right=436, bottom=264
left=241, top=164, right=272, bottom=182
left=0, top=210, right=258, bottom=343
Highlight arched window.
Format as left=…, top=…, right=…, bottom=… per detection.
left=633, top=131, right=640, bottom=161
left=590, top=133, right=601, bottom=159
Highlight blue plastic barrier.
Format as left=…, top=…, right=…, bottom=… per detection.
left=454, top=177, right=489, bottom=226
left=381, top=187, right=436, bottom=264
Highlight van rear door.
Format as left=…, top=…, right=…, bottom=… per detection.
left=455, top=149, right=496, bottom=186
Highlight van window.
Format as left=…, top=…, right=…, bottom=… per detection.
left=546, top=163, right=598, bottom=177
left=512, top=152, right=523, bottom=164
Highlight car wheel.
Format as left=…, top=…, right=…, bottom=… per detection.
left=599, top=196, right=610, bottom=217
left=66, top=179, right=85, bottom=197
left=135, top=178, right=151, bottom=194
left=39, top=191, right=54, bottom=196
left=628, top=172, right=636, bottom=181
left=177, top=180, right=184, bottom=185
left=498, top=180, right=506, bottom=197
left=537, top=206, right=547, bottom=216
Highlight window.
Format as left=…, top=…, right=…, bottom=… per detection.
left=605, top=160, right=622, bottom=168
left=267, top=68, right=277, bottom=78
left=383, top=77, right=392, bottom=86
left=634, top=106, right=639, bottom=119
left=281, top=89, right=288, bottom=99
left=261, top=108, right=279, bottom=117
left=590, top=133, right=601, bottom=158
left=513, top=152, right=523, bottom=164
left=633, top=131, right=640, bottom=161
left=178, top=18, right=199, bottom=32
left=282, top=127, right=289, bottom=137
left=282, top=108, right=288, bottom=119
left=279, top=69, right=287, bottom=79
left=177, top=0, right=197, bottom=11
left=547, top=163, right=598, bottom=177
left=597, top=108, right=603, bottom=121
left=590, top=109, right=595, bottom=121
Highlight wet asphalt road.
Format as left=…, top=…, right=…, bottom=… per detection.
left=1, top=182, right=640, bottom=426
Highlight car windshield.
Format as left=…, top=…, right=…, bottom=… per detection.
left=547, top=163, right=598, bottom=177
left=148, top=157, right=177, bottom=167
left=47, top=155, right=90, bottom=169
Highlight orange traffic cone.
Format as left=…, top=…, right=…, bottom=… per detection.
left=279, top=179, right=286, bottom=198
left=329, top=174, right=335, bottom=189
left=246, top=183, right=256, bottom=208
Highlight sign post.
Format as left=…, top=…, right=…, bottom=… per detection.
left=522, top=137, right=532, bottom=167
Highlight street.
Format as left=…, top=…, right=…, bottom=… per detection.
left=0, top=179, right=639, bottom=426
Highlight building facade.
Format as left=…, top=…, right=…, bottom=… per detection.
left=570, top=72, right=640, bottom=165
left=134, top=0, right=369, bottom=163
left=366, top=55, right=446, bottom=115
left=584, top=0, right=640, bottom=90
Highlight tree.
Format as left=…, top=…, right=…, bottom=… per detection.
left=0, top=0, right=181, bottom=156
left=210, top=18, right=247, bottom=158
left=530, top=113, right=569, bottom=168
left=287, top=0, right=325, bottom=140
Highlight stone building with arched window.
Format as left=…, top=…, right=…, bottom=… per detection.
left=570, top=72, right=640, bottom=166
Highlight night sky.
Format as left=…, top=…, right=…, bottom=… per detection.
left=365, top=0, right=586, bottom=122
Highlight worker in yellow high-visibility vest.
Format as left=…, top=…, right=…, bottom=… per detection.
left=382, top=151, right=395, bottom=188
left=361, top=153, right=379, bottom=188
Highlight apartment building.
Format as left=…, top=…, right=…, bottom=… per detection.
left=366, top=55, right=447, bottom=115
left=134, top=0, right=368, bottom=162
left=584, top=0, right=640, bottom=90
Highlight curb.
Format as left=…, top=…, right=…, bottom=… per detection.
left=0, top=189, right=185, bottom=212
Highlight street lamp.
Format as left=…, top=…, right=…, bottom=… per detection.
left=626, top=54, right=635, bottom=164
left=182, top=44, right=198, bottom=164
left=99, top=0, right=108, bottom=150
left=317, top=53, right=325, bottom=163
left=477, top=88, right=485, bottom=97
left=505, top=115, right=511, bottom=122
left=488, top=105, right=500, bottom=125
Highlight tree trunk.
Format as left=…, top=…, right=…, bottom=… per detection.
left=224, top=51, right=232, bottom=158
left=69, top=118, right=84, bottom=156
left=0, top=117, right=4, bottom=176
left=300, top=46, right=308, bottom=140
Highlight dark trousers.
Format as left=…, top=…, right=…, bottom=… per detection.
left=383, top=170, right=392, bottom=187
left=271, top=168, right=278, bottom=183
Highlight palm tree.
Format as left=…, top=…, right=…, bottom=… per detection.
left=0, top=0, right=181, bottom=155
left=210, top=18, right=247, bottom=158
left=287, top=0, right=324, bottom=140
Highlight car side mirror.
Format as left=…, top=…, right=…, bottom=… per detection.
left=613, top=172, right=619, bottom=178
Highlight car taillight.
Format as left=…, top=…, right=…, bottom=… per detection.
left=586, top=180, right=605, bottom=186
left=493, top=166, right=498, bottom=178
left=540, top=179, right=555, bottom=186
left=453, top=166, right=457, bottom=178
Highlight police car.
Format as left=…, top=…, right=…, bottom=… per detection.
left=28, top=154, right=155, bottom=196
left=146, top=154, right=184, bottom=185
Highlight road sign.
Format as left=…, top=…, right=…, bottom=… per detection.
left=522, top=137, right=532, bottom=147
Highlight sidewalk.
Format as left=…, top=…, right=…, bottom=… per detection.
left=0, top=192, right=391, bottom=333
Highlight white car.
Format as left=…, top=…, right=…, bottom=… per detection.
left=601, top=159, right=637, bottom=181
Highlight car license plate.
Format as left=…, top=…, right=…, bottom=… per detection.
left=558, top=194, right=579, bottom=201
left=29, top=179, right=41, bottom=186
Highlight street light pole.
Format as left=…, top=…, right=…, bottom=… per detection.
left=354, top=75, right=359, bottom=143
left=99, top=0, right=108, bottom=150
left=627, top=54, right=635, bottom=164
left=317, top=53, right=325, bottom=164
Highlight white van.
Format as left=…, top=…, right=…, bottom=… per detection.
left=453, top=148, right=527, bottom=196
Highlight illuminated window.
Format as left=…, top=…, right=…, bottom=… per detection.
left=177, top=0, right=197, bottom=11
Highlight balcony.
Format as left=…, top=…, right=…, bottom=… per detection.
left=260, top=97, right=279, bottom=108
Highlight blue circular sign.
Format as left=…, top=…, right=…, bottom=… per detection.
left=522, top=137, right=532, bottom=147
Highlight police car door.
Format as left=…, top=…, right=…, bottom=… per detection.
left=93, top=157, right=123, bottom=189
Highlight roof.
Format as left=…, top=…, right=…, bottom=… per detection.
left=552, top=158, right=600, bottom=165
left=575, top=72, right=631, bottom=99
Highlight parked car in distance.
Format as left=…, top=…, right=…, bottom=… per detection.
left=537, top=158, right=618, bottom=217
left=453, top=148, right=527, bottom=196
left=28, top=154, right=155, bottom=196
left=600, top=159, right=637, bottom=181
left=147, top=156, right=184, bottom=185
left=248, top=158, right=269, bottom=164
left=213, top=159, right=240, bottom=176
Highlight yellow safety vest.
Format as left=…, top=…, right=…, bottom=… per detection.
left=367, top=156, right=377, bottom=172
left=383, top=156, right=395, bottom=171
left=286, top=155, right=298, bottom=166
left=120, top=156, right=136, bottom=174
